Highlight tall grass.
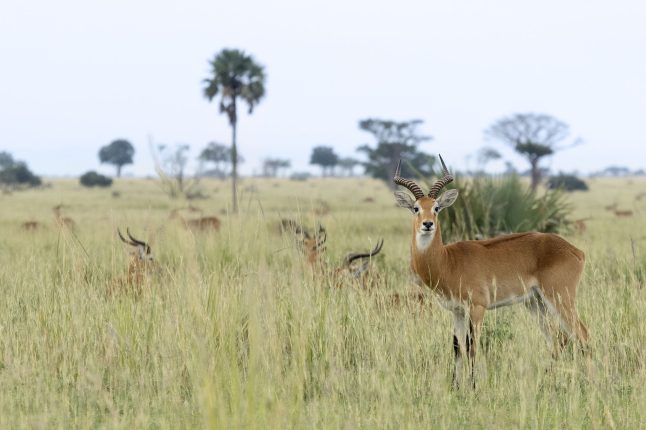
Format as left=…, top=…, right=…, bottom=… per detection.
left=441, top=174, right=573, bottom=241
left=0, top=177, right=645, bottom=428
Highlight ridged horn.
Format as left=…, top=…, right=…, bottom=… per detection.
left=392, top=160, right=425, bottom=200
left=344, top=238, right=384, bottom=265
left=126, top=228, right=151, bottom=254
left=427, top=154, right=454, bottom=199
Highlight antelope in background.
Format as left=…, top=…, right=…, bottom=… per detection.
left=393, top=155, right=588, bottom=389
left=280, top=219, right=383, bottom=287
left=109, top=228, right=158, bottom=295
left=169, top=207, right=221, bottom=231
left=52, top=204, right=76, bottom=229
left=21, top=221, right=41, bottom=231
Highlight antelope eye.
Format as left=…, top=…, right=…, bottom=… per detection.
left=434, top=206, right=439, bottom=212
left=413, top=207, right=419, bottom=213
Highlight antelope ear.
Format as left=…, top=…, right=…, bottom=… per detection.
left=394, top=191, right=415, bottom=213
left=437, top=189, right=459, bottom=210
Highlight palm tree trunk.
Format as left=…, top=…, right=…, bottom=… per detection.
left=231, top=120, right=238, bottom=213
left=530, top=158, right=540, bottom=191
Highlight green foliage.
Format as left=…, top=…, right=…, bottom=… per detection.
left=547, top=174, right=589, bottom=191
left=98, top=139, right=135, bottom=177
left=357, top=118, right=433, bottom=186
left=440, top=174, right=573, bottom=241
left=79, top=171, right=112, bottom=188
left=0, top=151, right=41, bottom=188
left=486, top=113, right=573, bottom=190
left=203, top=49, right=266, bottom=124
left=310, top=146, right=338, bottom=176
left=203, top=48, right=266, bottom=212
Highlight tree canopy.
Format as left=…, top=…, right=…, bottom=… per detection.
left=99, top=139, right=135, bottom=177
left=310, top=146, right=339, bottom=176
left=486, top=113, right=576, bottom=190
left=0, top=151, right=41, bottom=188
left=357, top=118, right=433, bottom=186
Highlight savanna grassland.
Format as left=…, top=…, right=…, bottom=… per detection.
left=1, top=176, right=645, bottom=429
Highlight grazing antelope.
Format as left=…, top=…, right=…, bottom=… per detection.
left=52, top=205, right=76, bottom=229
left=21, top=221, right=41, bottom=231
left=110, top=228, right=158, bottom=295
left=170, top=208, right=221, bottom=231
left=572, top=218, right=590, bottom=234
left=393, top=156, right=588, bottom=389
left=614, top=209, right=633, bottom=218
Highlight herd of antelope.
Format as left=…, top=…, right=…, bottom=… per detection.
left=19, top=153, right=632, bottom=389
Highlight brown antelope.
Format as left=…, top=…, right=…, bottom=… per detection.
left=21, top=221, right=41, bottom=231
left=52, top=205, right=76, bottom=229
left=110, top=228, right=158, bottom=295
left=614, top=209, right=633, bottom=217
left=280, top=220, right=383, bottom=286
left=393, top=156, right=588, bottom=389
left=333, top=239, right=384, bottom=287
left=170, top=208, right=221, bottom=231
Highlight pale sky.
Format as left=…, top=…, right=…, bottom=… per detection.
left=1, top=0, right=644, bottom=177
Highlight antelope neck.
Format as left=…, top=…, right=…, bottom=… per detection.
left=411, top=222, right=446, bottom=288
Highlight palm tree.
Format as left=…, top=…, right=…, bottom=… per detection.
left=203, top=48, right=266, bottom=213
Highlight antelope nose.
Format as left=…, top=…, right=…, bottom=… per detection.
left=422, top=221, right=434, bottom=230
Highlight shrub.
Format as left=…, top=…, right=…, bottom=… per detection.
left=438, top=174, right=573, bottom=241
left=80, top=171, right=113, bottom=187
left=546, top=174, right=589, bottom=191
left=0, top=162, right=42, bottom=187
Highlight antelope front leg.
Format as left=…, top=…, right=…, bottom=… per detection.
left=452, top=308, right=468, bottom=389
left=468, top=304, right=486, bottom=389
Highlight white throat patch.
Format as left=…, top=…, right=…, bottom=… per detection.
left=416, top=230, right=434, bottom=252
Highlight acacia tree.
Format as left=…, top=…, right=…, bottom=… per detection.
left=310, top=146, right=339, bottom=176
left=337, top=157, right=360, bottom=176
left=203, top=49, right=266, bottom=213
left=357, top=119, right=433, bottom=187
left=99, top=139, right=135, bottom=177
left=198, top=142, right=243, bottom=178
left=486, top=113, right=578, bottom=190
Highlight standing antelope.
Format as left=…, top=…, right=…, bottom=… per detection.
left=393, top=156, right=588, bottom=389
left=110, top=228, right=158, bottom=295
left=170, top=208, right=221, bottom=231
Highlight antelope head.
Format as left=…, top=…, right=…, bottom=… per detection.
left=393, top=155, right=458, bottom=251
left=118, top=228, right=155, bottom=264
left=301, top=224, right=327, bottom=265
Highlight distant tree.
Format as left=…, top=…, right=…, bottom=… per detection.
left=153, top=144, right=200, bottom=198
left=80, top=171, right=113, bottom=188
left=203, top=48, right=266, bottom=213
left=337, top=157, right=360, bottom=176
left=199, top=142, right=243, bottom=178
left=486, top=113, right=579, bottom=191
left=98, top=139, right=135, bottom=177
left=310, top=146, right=339, bottom=176
left=262, top=158, right=291, bottom=177
left=477, top=147, right=502, bottom=171
left=357, top=119, right=433, bottom=187
left=599, top=166, right=631, bottom=177
left=0, top=151, right=15, bottom=169
left=0, top=152, right=41, bottom=188
left=546, top=173, right=588, bottom=191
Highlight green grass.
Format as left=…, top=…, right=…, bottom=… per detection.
left=1, top=176, right=645, bottom=428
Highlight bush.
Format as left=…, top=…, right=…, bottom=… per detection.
left=546, top=174, right=589, bottom=191
left=438, top=174, right=573, bottom=241
left=80, top=171, right=113, bottom=187
left=0, top=162, right=42, bottom=187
